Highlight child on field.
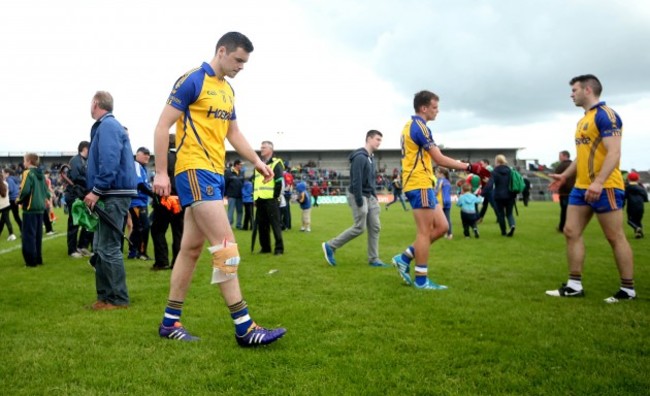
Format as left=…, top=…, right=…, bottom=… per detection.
left=18, top=153, right=50, bottom=267
left=625, top=172, right=648, bottom=238
left=456, top=183, right=483, bottom=239
left=296, top=181, right=312, bottom=232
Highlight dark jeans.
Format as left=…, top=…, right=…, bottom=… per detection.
left=22, top=212, right=43, bottom=266
left=255, top=198, right=284, bottom=254
left=94, top=197, right=130, bottom=306
left=66, top=200, right=93, bottom=255
left=150, top=203, right=184, bottom=267
left=128, top=205, right=150, bottom=257
left=495, top=198, right=515, bottom=235
left=443, top=206, right=452, bottom=236
left=227, top=197, right=243, bottom=228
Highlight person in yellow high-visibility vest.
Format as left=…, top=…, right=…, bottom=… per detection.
left=253, top=141, right=284, bottom=255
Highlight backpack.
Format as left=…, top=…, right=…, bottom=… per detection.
left=509, top=168, right=525, bottom=194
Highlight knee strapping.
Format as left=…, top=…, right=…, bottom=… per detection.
left=208, top=242, right=240, bottom=284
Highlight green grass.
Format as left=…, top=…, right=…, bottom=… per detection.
left=1, top=202, right=649, bottom=395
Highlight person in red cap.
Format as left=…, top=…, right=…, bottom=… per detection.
left=625, top=171, right=647, bottom=239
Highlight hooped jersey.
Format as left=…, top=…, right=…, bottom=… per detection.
left=400, top=115, right=436, bottom=192
left=574, top=101, right=624, bottom=189
left=167, top=62, right=236, bottom=176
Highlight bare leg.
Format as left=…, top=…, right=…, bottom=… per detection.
left=596, top=210, right=634, bottom=279
left=563, top=205, right=593, bottom=274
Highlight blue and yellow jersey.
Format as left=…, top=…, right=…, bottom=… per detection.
left=574, top=101, right=624, bottom=189
left=167, top=62, right=236, bottom=175
left=400, top=115, right=437, bottom=192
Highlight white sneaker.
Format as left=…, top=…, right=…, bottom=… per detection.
left=78, top=248, right=93, bottom=257
left=46, top=231, right=56, bottom=236
left=306, top=228, right=311, bottom=232
left=7, top=234, right=17, bottom=241
left=70, top=252, right=84, bottom=258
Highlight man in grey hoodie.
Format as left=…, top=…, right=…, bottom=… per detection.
left=322, top=130, right=388, bottom=267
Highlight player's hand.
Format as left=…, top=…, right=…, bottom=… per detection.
left=585, top=181, right=603, bottom=203
left=548, top=173, right=565, bottom=192
left=153, top=173, right=171, bottom=197
left=255, top=160, right=273, bottom=183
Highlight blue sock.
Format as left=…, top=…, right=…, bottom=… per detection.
left=162, top=300, right=183, bottom=327
left=401, top=246, right=415, bottom=264
left=414, top=265, right=428, bottom=286
left=229, top=300, right=254, bottom=336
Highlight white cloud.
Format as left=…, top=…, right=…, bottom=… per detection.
left=0, top=0, right=648, bottom=171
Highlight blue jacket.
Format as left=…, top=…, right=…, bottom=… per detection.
left=296, top=181, right=311, bottom=209
left=6, top=175, right=19, bottom=201
left=130, top=161, right=151, bottom=208
left=86, top=113, right=137, bottom=197
left=242, top=180, right=253, bottom=204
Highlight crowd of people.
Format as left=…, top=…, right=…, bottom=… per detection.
left=1, top=33, right=647, bottom=351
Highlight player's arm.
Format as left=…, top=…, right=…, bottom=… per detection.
left=549, top=160, right=577, bottom=192
left=226, top=120, right=272, bottom=182
left=427, top=145, right=469, bottom=171
left=152, top=104, right=182, bottom=197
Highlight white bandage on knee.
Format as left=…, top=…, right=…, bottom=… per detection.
left=208, top=242, right=240, bottom=284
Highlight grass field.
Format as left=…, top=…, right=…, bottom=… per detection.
left=1, top=202, right=648, bottom=395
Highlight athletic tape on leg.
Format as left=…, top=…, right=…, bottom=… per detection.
left=208, top=242, right=240, bottom=284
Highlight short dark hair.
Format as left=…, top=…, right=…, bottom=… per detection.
left=569, top=74, right=602, bottom=96
left=137, top=147, right=151, bottom=155
left=216, top=32, right=254, bottom=54
left=560, top=150, right=570, bottom=159
left=233, top=159, right=242, bottom=166
left=413, top=90, right=439, bottom=112
left=366, top=129, right=383, bottom=140
left=93, top=91, right=114, bottom=112
left=78, top=141, right=90, bottom=153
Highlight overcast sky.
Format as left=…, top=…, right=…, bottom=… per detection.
left=1, top=0, right=649, bottom=169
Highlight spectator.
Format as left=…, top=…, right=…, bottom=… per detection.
left=225, top=159, right=244, bottom=229
left=62, top=140, right=94, bottom=258
left=128, top=146, right=153, bottom=260
left=19, top=153, right=50, bottom=267
left=553, top=150, right=576, bottom=232
left=625, top=172, right=647, bottom=238
left=2, top=168, right=22, bottom=232
left=296, top=181, right=311, bottom=232
left=84, top=90, right=137, bottom=310
left=253, top=141, right=284, bottom=255
left=0, top=171, right=17, bottom=241
left=492, top=154, right=517, bottom=237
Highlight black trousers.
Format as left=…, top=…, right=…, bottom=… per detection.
left=558, top=195, right=569, bottom=232
left=242, top=202, right=253, bottom=230
left=255, top=198, right=284, bottom=253
left=150, top=204, right=184, bottom=267
left=460, top=211, right=478, bottom=237
left=22, top=212, right=43, bottom=266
